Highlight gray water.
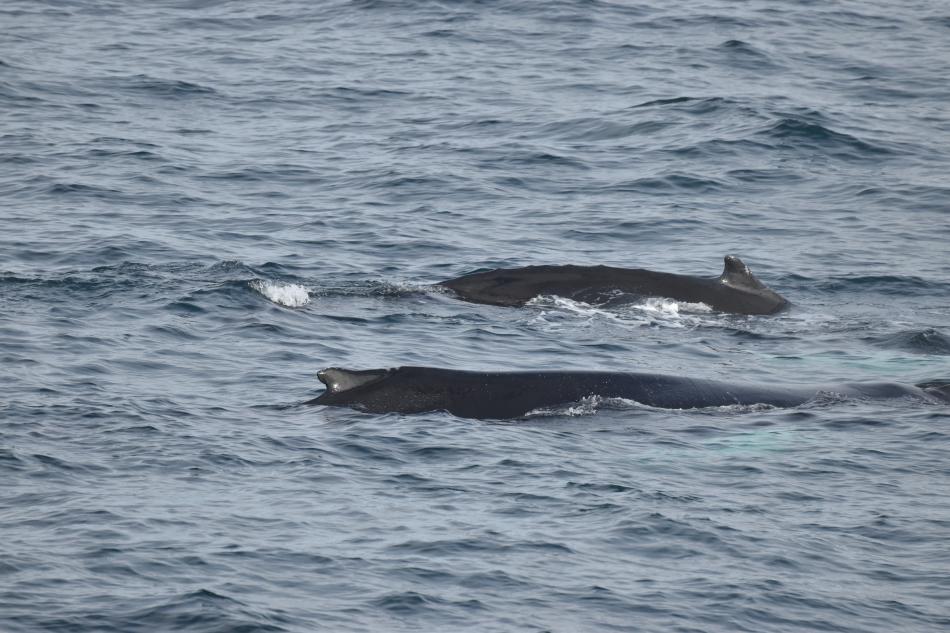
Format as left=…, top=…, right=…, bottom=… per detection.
left=2, top=1, right=950, bottom=631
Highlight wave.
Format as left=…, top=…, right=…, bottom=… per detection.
left=316, top=280, right=433, bottom=299
left=536, top=116, right=675, bottom=142
left=629, top=95, right=734, bottom=115
left=757, top=117, right=899, bottom=158
left=47, top=182, right=125, bottom=197
left=815, top=275, right=949, bottom=296
left=716, top=39, right=783, bottom=70
left=868, top=328, right=950, bottom=355
left=603, top=173, right=725, bottom=194
left=124, top=589, right=290, bottom=633
left=118, top=74, right=219, bottom=97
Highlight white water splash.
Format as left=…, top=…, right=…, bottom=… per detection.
left=636, top=297, right=712, bottom=316
left=527, top=396, right=782, bottom=419
left=701, top=402, right=780, bottom=413
left=527, top=395, right=605, bottom=418
left=527, top=295, right=620, bottom=322
left=527, top=294, right=715, bottom=330
left=250, top=279, right=311, bottom=307
left=526, top=396, right=660, bottom=418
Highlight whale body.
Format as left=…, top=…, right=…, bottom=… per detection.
left=439, top=255, right=788, bottom=315
left=308, top=366, right=950, bottom=420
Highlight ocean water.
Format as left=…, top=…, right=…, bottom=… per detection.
left=2, top=0, right=950, bottom=631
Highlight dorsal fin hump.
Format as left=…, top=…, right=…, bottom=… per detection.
left=719, top=255, right=766, bottom=290
left=317, top=368, right=390, bottom=394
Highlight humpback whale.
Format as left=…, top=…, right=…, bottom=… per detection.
left=438, top=255, right=788, bottom=315
left=309, top=366, right=950, bottom=420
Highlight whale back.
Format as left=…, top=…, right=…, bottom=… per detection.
left=311, top=367, right=813, bottom=418
left=439, top=255, right=788, bottom=315
left=310, top=366, right=949, bottom=419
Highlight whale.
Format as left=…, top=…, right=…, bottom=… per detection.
left=308, top=366, right=950, bottom=420
left=438, top=255, right=788, bottom=315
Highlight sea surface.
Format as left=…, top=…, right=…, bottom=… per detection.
left=2, top=1, right=950, bottom=631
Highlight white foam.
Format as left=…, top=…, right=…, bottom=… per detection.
left=637, top=297, right=712, bottom=316
left=527, top=395, right=604, bottom=418
left=526, top=396, right=655, bottom=418
left=701, top=402, right=779, bottom=413
left=527, top=294, right=714, bottom=330
left=250, top=279, right=311, bottom=307
left=527, top=295, right=619, bottom=321
left=527, top=396, right=781, bottom=418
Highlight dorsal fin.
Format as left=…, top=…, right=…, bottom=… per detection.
left=719, top=255, right=766, bottom=290
left=317, top=368, right=391, bottom=394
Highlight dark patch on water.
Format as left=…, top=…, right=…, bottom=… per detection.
left=120, top=74, right=218, bottom=97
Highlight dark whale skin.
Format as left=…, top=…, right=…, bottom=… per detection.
left=309, top=366, right=949, bottom=420
left=439, top=255, right=788, bottom=315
